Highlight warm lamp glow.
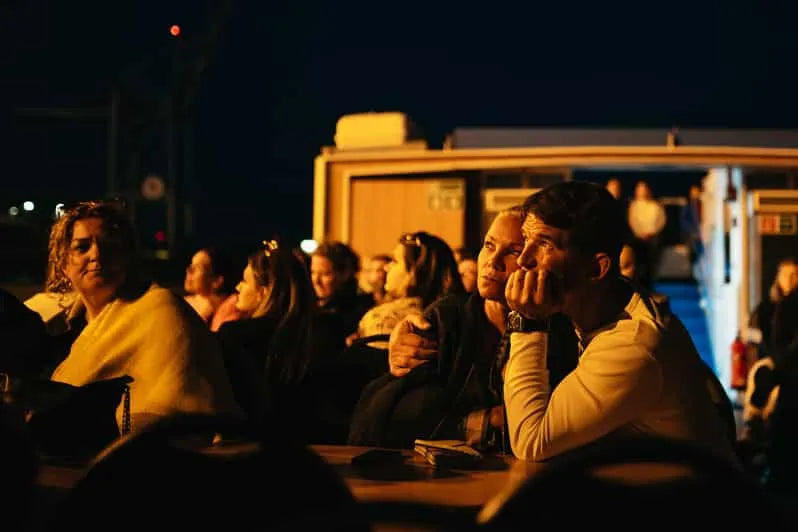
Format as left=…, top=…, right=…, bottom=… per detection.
left=300, top=239, right=318, bottom=254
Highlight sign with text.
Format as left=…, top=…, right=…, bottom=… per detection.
left=758, top=214, right=798, bottom=235
left=428, top=180, right=464, bottom=211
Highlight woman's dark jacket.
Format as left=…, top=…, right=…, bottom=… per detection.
left=348, top=293, right=579, bottom=448
left=216, top=315, right=313, bottom=440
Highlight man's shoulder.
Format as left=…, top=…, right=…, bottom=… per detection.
left=592, top=318, right=658, bottom=351
left=608, top=289, right=703, bottom=359
left=591, top=292, right=667, bottom=352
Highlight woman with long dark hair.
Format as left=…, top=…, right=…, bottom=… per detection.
left=216, top=240, right=317, bottom=433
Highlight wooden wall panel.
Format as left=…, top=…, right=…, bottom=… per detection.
left=349, top=178, right=465, bottom=260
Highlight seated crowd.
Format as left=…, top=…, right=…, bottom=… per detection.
left=5, top=181, right=794, bottom=525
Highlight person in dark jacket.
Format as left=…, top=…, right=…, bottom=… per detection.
left=742, top=288, right=798, bottom=491
left=749, top=258, right=797, bottom=360
left=216, top=240, right=318, bottom=440
left=0, top=289, right=50, bottom=376
left=348, top=208, right=579, bottom=449
left=766, top=288, right=798, bottom=491
left=311, top=241, right=374, bottom=356
left=1, top=290, right=87, bottom=379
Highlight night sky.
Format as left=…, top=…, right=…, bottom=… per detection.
left=3, top=0, right=798, bottom=258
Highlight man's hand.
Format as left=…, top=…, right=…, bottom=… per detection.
left=505, top=268, right=563, bottom=320
left=388, top=314, right=438, bottom=377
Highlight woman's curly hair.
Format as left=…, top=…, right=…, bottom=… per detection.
left=46, top=200, right=137, bottom=294
left=247, top=240, right=316, bottom=383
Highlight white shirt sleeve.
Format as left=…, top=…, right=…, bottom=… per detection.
left=503, top=328, right=663, bottom=461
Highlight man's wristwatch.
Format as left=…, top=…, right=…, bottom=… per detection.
left=506, top=311, right=550, bottom=333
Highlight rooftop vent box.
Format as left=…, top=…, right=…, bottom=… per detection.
left=334, top=112, right=426, bottom=150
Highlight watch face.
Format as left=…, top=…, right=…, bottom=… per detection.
left=509, top=311, right=522, bottom=330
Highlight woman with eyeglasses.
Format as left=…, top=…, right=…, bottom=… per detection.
left=47, top=200, right=240, bottom=434
left=352, top=232, right=464, bottom=344
left=216, top=241, right=323, bottom=435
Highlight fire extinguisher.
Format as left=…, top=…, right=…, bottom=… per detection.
left=731, top=333, right=747, bottom=390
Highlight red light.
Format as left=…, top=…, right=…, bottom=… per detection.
left=154, top=230, right=167, bottom=243
left=169, top=25, right=181, bottom=37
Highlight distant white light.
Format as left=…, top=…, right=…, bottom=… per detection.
left=23, top=201, right=35, bottom=212
left=55, top=203, right=65, bottom=218
left=9, top=206, right=19, bottom=216
left=299, top=239, right=318, bottom=254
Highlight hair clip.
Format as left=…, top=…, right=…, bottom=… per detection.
left=262, top=239, right=279, bottom=257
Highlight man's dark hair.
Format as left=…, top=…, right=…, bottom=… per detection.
left=314, top=241, right=361, bottom=274
left=200, top=246, right=239, bottom=294
left=523, top=181, right=628, bottom=267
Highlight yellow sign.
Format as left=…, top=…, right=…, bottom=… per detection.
left=428, top=180, right=464, bottom=211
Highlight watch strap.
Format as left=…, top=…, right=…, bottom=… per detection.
left=507, top=311, right=549, bottom=333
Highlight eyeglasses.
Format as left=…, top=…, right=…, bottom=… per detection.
left=399, top=232, right=422, bottom=247
left=262, top=239, right=279, bottom=257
